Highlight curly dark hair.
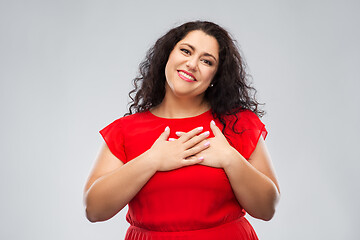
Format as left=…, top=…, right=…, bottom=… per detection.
left=126, top=20, right=264, bottom=135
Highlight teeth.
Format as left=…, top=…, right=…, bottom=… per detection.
left=179, top=71, right=195, bottom=81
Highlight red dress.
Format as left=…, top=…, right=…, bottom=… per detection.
left=100, top=109, right=267, bottom=240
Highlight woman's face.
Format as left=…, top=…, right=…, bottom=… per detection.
left=164, top=30, right=219, bottom=101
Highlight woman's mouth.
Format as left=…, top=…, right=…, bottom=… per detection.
left=177, top=70, right=196, bottom=82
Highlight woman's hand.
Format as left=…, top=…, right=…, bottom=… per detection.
left=176, top=121, right=237, bottom=169
left=196, top=120, right=237, bottom=168
left=147, top=126, right=211, bottom=171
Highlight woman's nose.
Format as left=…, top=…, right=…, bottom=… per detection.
left=186, top=57, right=197, bottom=71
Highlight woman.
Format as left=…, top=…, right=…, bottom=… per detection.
left=84, top=21, right=280, bottom=240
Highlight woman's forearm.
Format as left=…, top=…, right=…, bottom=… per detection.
left=223, top=149, right=280, bottom=221
left=84, top=151, right=157, bottom=222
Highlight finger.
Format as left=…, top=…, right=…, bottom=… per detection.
left=178, top=126, right=203, bottom=143
left=192, top=139, right=210, bottom=149
left=183, top=130, right=210, bottom=150
left=184, top=140, right=210, bottom=157
left=210, top=120, right=221, bottom=137
left=175, top=131, right=184, bottom=137
left=159, top=126, right=170, bottom=141
left=181, top=156, right=204, bottom=166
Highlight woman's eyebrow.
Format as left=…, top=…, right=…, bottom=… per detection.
left=179, top=43, right=218, bottom=63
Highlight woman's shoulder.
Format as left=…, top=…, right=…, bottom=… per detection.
left=223, top=109, right=267, bottom=159
left=101, top=111, right=151, bottom=130
left=114, top=111, right=150, bottom=122
left=223, top=108, right=260, bottom=124
left=221, top=108, right=265, bottom=135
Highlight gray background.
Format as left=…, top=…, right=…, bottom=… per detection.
left=1, top=0, right=359, bottom=239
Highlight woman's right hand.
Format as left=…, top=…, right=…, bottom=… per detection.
left=147, top=126, right=210, bottom=171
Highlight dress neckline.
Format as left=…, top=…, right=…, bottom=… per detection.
left=147, top=108, right=212, bottom=120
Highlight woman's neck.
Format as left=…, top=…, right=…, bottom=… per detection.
left=150, top=94, right=210, bottom=119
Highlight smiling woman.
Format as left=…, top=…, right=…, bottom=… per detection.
left=84, top=21, right=280, bottom=240
left=164, top=30, right=219, bottom=104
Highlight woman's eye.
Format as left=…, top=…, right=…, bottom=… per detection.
left=180, top=48, right=190, bottom=54
left=202, top=59, right=213, bottom=66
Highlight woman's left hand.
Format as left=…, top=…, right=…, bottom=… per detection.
left=176, top=120, right=237, bottom=169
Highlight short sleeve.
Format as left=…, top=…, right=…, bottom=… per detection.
left=99, top=118, right=126, bottom=163
left=231, top=110, right=268, bottom=160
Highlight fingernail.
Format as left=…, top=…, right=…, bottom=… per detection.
left=165, top=126, right=170, bottom=132
left=175, top=131, right=181, bottom=136
left=204, top=141, right=210, bottom=147
left=198, top=156, right=204, bottom=161
left=211, top=120, right=215, bottom=125
left=197, top=126, right=203, bottom=132
left=168, top=138, right=175, bottom=141
left=201, top=131, right=210, bottom=136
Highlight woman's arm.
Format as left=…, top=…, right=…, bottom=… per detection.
left=193, top=121, right=280, bottom=221
left=223, top=136, right=280, bottom=221
left=83, top=126, right=210, bottom=222
left=84, top=144, right=157, bottom=222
